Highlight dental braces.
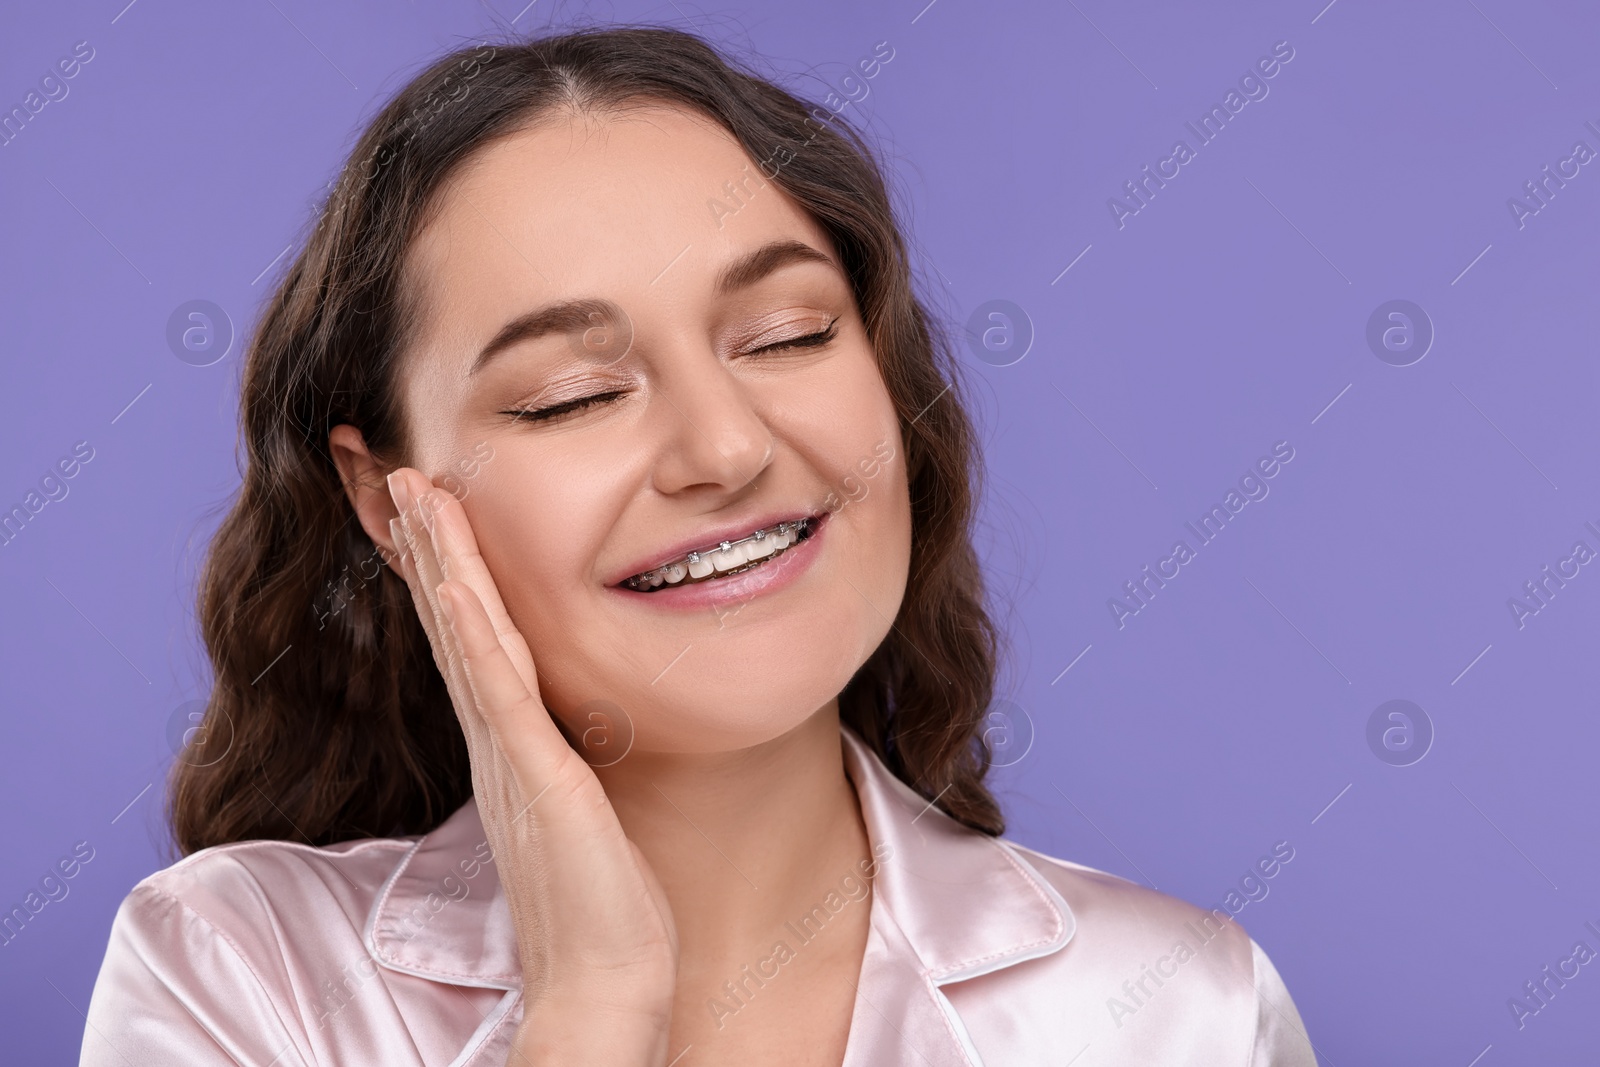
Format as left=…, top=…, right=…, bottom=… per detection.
left=622, top=516, right=816, bottom=590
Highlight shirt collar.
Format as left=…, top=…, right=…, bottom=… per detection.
left=837, top=726, right=1075, bottom=982
left=364, top=797, right=520, bottom=989
left=364, top=724, right=1075, bottom=991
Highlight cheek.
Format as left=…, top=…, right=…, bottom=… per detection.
left=855, top=438, right=913, bottom=618
left=456, top=448, right=669, bottom=738
left=459, top=462, right=607, bottom=671
left=802, top=360, right=913, bottom=633
left=797, top=350, right=899, bottom=483
left=812, top=364, right=908, bottom=541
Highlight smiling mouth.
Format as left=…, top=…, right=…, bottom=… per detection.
left=621, top=516, right=820, bottom=592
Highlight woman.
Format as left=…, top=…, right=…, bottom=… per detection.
left=81, top=25, right=1317, bottom=1067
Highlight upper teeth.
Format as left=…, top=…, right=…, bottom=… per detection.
left=624, top=518, right=813, bottom=590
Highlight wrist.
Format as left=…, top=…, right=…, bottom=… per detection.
left=514, top=991, right=673, bottom=1065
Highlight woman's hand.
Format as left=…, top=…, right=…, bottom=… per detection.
left=386, top=468, right=679, bottom=1065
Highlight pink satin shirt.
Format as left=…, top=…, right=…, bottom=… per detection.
left=81, top=728, right=1318, bottom=1065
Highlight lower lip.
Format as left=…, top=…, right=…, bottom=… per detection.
left=609, top=512, right=829, bottom=611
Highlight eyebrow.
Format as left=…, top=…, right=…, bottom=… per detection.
left=468, top=239, right=842, bottom=376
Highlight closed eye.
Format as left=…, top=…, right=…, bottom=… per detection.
left=747, top=320, right=839, bottom=356
left=497, top=320, right=838, bottom=424
left=499, top=389, right=627, bottom=424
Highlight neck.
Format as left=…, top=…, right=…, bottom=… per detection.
left=592, top=704, right=871, bottom=959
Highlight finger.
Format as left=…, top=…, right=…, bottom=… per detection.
left=389, top=480, right=490, bottom=752
left=394, top=508, right=454, bottom=676
left=421, top=479, right=541, bottom=699
left=438, top=579, right=576, bottom=785
left=400, top=499, right=478, bottom=696
left=388, top=513, right=446, bottom=675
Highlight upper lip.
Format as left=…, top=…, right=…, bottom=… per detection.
left=607, top=508, right=824, bottom=587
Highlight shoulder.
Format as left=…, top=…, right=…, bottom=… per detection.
left=1005, top=838, right=1255, bottom=969
left=129, top=834, right=415, bottom=934
left=106, top=834, right=418, bottom=988
left=81, top=834, right=424, bottom=1066
left=991, top=839, right=1317, bottom=1064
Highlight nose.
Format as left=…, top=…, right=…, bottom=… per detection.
left=649, top=353, right=776, bottom=497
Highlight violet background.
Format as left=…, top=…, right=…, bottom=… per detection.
left=3, top=0, right=1597, bottom=1062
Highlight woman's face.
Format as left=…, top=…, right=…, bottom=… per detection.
left=386, top=103, right=911, bottom=755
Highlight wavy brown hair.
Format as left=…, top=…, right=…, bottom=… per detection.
left=171, top=24, right=1005, bottom=855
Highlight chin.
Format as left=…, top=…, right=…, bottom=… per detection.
left=546, top=610, right=882, bottom=757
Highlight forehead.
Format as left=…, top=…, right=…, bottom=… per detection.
left=403, top=103, right=832, bottom=355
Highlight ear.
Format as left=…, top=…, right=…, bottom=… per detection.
left=328, top=424, right=404, bottom=578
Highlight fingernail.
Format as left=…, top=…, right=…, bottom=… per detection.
left=387, top=470, right=413, bottom=514
left=388, top=518, right=410, bottom=563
